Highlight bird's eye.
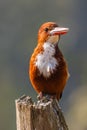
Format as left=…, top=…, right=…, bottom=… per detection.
left=44, top=28, right=49, bottom=32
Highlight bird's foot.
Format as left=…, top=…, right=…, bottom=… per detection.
left=37, top=92, right=43, bottom=100
left=37, top=92, right=57, bottom=102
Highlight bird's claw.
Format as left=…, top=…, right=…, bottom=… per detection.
left=37, top=92, right=57, bottom=102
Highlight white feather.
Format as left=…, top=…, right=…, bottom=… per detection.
left=35, top=42, right=58, bottom=78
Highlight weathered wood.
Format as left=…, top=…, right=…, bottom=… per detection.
left=15, top=95, right=69, bottom=130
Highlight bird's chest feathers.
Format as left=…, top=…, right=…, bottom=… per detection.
left=35, top=42, right=58, bottom=78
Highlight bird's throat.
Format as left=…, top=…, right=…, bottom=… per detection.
left=47, top=35, right=59, bottom=44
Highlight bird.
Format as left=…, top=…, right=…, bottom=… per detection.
left=29, top=22, right=69, bottom=101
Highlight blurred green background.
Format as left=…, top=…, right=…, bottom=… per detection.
left=0, top=0, right=87, bottom=130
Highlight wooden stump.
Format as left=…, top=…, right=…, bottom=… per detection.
left=15, top=95, right=69, bottom=130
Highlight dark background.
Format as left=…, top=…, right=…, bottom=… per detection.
left=0, top=0, right=87, bottom=130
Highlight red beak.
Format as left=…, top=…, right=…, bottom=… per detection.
left=50, top=27, right=69, bottom=35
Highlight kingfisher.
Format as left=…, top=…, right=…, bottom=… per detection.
left=29, top=22, right=69, bottom=100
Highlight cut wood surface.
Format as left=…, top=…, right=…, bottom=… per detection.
left=15, top=95, right=69, bottom=130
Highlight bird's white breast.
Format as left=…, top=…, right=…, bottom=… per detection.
left=35, top=42, right=58, bottom=78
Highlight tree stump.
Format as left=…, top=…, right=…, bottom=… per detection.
left=15, top=95, right=69, bottom=130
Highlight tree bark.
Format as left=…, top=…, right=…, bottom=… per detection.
left=15, top=95, right=69, bottom=130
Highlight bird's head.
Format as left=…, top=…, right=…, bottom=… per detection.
left=38, top=22, right=69, bottom=45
